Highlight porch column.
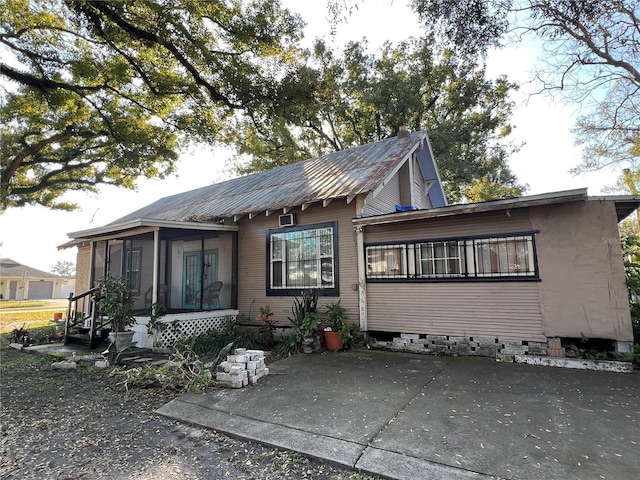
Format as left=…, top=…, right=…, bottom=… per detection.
left=354, top=224, right=368, bottom=332
left=152, top=229, right=160, bottom=304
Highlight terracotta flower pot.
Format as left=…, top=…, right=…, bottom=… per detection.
left=323, top=330, right=343, bottom=352
left=53, top=312, right=63, bottom=321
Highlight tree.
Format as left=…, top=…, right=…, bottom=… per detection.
left=50, top=260, right=75, bottom=278
left=228, top=37, right=526, bottom=202
left=411, top=0, right=640, bottom=175
left=0, top=0, right=306, bottom=211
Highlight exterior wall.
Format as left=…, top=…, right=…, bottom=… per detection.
left=366, top=282, right=545, bottom=341
left=364, top=209, right=532, bottom=243
left=364, top=209, right=545, bottom=341
left=361, top=154, right=435, bottom=217
left=532, top=201, right=633, bottom=341
left=362, top=172, right=401, bottom=217
left=236, top=201, right=360, bottom=327
left=362, top=201, right=634, bottom=344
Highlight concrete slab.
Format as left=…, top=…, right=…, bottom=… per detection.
left=156, top=350, right=640, bottom=480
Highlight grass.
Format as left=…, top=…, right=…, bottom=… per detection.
left=0, top=311, right=62, bottom=334
left=0, top=300, right=51, bottom=309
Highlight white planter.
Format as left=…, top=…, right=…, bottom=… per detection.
left=108, top=331, right=135, bottom=350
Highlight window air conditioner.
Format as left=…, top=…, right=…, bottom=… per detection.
left=278, top=213, right=296, bottom=227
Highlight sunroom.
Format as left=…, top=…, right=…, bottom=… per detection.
left=66, top=219, right=239, bottom=348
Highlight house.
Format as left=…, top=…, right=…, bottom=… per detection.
left=0, top=258, right=74, bottom=300
left=64, top=129, right=639, bottom=354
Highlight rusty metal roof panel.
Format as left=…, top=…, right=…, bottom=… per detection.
left=107, top=132, right=427, bottom=225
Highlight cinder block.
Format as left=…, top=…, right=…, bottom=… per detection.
left=448, top=336, right=468, bottom=343
left=411, top=338, right=428, bottom=345
left=501, top=344, right=528, bottom=355
left=264, top=367, right=269, bottom=376
left=401, top=333, right=420, bottom=340
left=247, top=361, right=258, bottom=370
left=393, top=337, right=409, bottom=346
left=426, top=335, right=448, bottom=343
left=234, top=348, right=247, bottom=355
left=216, top=372, right=230, bottom=382
left=229, top=365, right=244, bottom=375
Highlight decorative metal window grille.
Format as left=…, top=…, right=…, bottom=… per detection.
left=269, top=225, right=335, bottom=290
left=366, top=233, right=538, bottom=281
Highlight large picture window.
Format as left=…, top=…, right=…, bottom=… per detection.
left=267, top=222, right=338, bottom=295
left=366, top=232, right=538, bottom=282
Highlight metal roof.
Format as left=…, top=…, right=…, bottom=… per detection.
left=103, top=131, right=430, bottom=228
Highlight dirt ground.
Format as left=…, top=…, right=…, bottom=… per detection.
left=0, top=347, right=376, bottom=480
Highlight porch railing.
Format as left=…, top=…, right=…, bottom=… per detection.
left=64, top=288, right=111, bottom=348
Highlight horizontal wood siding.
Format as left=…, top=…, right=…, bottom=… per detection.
left=237, top=201, right=360, bottom=326
left=366, top=282, right=545, bottom=341
left=362, top=172, right=401, bottom=217
left=365, top=209, right=532, bottom=243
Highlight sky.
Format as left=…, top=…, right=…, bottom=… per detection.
left=0, top=0, right=621, bottom=273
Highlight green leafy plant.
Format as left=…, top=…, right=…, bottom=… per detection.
left=612, top=343, right=640, bottom=366
left=96, top=274, right=135, bottom=332
left=566, top=334, right=611, bottom=361
left=288, top=290, right=319, bottom=346
left=257, top=305, right=277, bottom=349
left=102, top=340, right=136, bottom=366
left=175, top=316, right=259, bottom=357
left=146, top=302, right=168, bottom=347
left=299, top=311, right=321, bottom=339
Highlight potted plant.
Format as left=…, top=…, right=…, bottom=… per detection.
left=288, top=290, right=320, bottom=353
left=300, top=312, right=321, bottom=353
left=323, top=300, right=348, bottom=351
left=97, top=274, right=136, bottom=349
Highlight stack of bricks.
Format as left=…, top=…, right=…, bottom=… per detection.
left=547, top=337, right=565, bottom=357
left=216, top=348, right=269, bottom=389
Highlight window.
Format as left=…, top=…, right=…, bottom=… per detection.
left=474, top=236, right=535, bottom=277
left=418, top=241, right=464, bottom=278
left=367, top=245, right=407, bottom=279
left=267, top=222, right=338, bottom=295
left=365, top=232, right=538, bottom=281
left=125, top=248, right=142, bottom=294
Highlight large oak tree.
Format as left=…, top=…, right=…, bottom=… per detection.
left=228, top=37, right=526, bottom=203
left=0, top=0, right=307, bottom=211
left=411, top=0, right=640, bottom=176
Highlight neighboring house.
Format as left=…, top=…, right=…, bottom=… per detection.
left=0, top=258, right=75, bottom=300
left=64, top=129, right=640, bottom=354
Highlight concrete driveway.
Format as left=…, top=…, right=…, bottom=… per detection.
left=157, top=350, right=640, bottom=480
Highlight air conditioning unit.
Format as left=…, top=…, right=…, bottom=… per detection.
left=278, top=213, right=296, bottom=227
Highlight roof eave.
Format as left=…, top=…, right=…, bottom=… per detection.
left=353, top=188, right=589, bottom=226
left=68, top=218, right=238, bottom=240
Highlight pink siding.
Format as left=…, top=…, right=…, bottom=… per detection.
left=237, top=201, right=360, bottom=326
left=366, top=282, right=545, bottom=341
left=365, top=209, right=532, bottom=243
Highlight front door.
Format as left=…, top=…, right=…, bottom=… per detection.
left=182, top=249, right=218, bottom=309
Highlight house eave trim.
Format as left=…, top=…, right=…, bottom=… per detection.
left=353, top=188, right=590, bottom=226
left=68, top=218, right=238, bottom=239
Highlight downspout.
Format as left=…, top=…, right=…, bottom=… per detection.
left=355, top=195, right=368, bottom=332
